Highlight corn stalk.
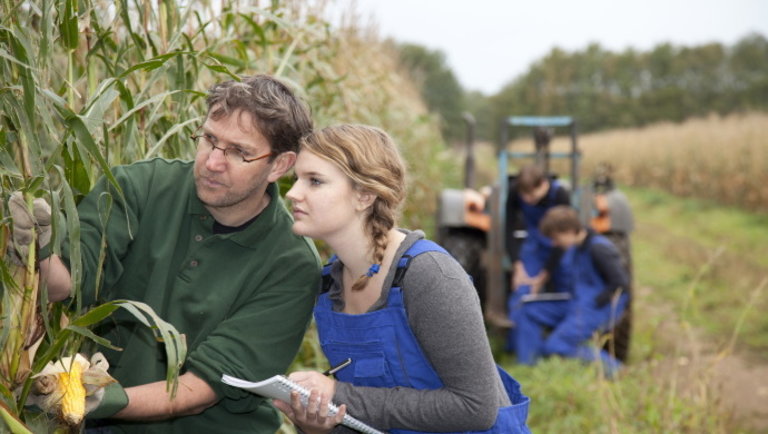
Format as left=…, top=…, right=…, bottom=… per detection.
left=1, top=0, right=450, bottom=431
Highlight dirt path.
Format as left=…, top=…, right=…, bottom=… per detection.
left=636, top=283, right=768, bottom=432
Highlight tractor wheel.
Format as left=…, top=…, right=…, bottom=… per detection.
left=602, top=232, right=632, bottom=362
left=610, top=306, right=632, bottom=362
left=441, top=231, right=486, bottom=305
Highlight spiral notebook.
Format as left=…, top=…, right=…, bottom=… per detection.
left=221, top=374, right=386, bottom=434
left=521, top=292, right=572, bottom=302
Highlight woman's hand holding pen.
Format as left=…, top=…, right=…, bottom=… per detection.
left=273, top=370, right=345, bottom=434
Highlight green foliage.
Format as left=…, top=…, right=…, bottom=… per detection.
left=396, top=43, right=466, bottom=143
left=627, top=187, right=768, bottom=353
left=1, top=0, right=452, bottom=429
left=501, top=356, right=734, bottom=433
left=484, top=33, right=768, bottom=140
left=0, top=3, right=460, bottom=434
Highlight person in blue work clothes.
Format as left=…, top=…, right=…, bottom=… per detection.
left=274, top=124, right=531, bottom=434
left=514, top=205, right=629, bottom=373
left=506, top=164, right=572, bottom=347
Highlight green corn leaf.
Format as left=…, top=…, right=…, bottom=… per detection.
left=114, top=300, right=186, bottom=396
left=57, top=0, right=78, bottom=51
left=202, top=63, right=239, bottom=80
left=109, top=90, right=184, bottom=131
left=117, top=51, right=195, bottom=79
left=62, top=143, right=90, bottom=197
left=70, top=303, right=120, bottom=328
left=1, top=28, right=35, bottom=124
left=144, top=116, right=200, bottom=159
left=64, top=325, right=121, bottom=350
left=24, top=176, right=44, bottom=193
left=81, top=85, right=120, bottom=138
left=0, top=402, right=32, bottom=434
left=65, top=115, right=127, bottom=227
left=112, top=301, right=152, bottom=329
left=205, top=52, right=246, bottom=69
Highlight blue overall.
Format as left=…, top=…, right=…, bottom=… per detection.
left=514, top=234, right=629, bottom=370
left=517, top=180, right=567, bottom=279
left=507, top=181, right=573, bottom=351
left=315, top=240, right=531, bottom=434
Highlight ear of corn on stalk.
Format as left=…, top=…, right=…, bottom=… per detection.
left=57, top=360, right=85, bottom=426
left=28, top=353, right=116, bottom=426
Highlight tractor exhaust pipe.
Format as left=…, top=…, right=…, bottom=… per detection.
left=462, top=112, right=476, bottom=190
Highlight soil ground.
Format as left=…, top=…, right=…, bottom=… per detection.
left=636, top=284, right=768, bottom=432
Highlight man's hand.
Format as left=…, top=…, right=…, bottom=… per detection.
left=8, top=191, right=52, bottom=264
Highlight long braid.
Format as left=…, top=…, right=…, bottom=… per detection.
left=350, top=202, right=393, bottom=291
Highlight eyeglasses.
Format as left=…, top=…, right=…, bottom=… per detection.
left=191, top=131, right=274, bottom=164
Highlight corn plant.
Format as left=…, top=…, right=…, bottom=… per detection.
left=1, top=0, right=451, bottom=431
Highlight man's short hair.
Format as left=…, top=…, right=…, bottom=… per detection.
left=516, top=164, right=547, bottom=194
left=205, top=75, right=313, bottom=158
left=540, top=205, right=582, bottom=238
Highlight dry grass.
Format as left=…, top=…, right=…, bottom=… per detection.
left=323, top=20, right=458, bottom=235
left=569, top=112, right=768, bottom=213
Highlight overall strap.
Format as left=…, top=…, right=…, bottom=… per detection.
left=321, top=240, right=456, bottom=293
left=392, top=239, right=451, bottom=288
left=320, top=254, right=338, bottom=294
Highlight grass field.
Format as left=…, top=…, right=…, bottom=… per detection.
left=496, top=186, right=767, bottom=434
left=627, top=187, right=768, bottom=354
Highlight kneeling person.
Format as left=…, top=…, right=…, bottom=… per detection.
left=516, top=206, right=629, bottom=372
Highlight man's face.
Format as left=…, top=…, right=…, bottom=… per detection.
left=520, top=180, right=549, bottom=205
left=551, top=231, right=580, bottom=249
left=193, top=109, right=284, bottom=215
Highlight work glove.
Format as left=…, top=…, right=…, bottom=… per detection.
left=27, top=353, right=127, bottom=425
left=7, top=191, right=52, bottom=265
left=595, top=289, right=617, bottom=308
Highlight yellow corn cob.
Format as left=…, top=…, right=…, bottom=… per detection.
left=58, top=360, right=86, bottom=425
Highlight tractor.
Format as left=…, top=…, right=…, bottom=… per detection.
left=436, top=115, right=634, bottom=361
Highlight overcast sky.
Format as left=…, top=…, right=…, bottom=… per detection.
left=329, top=0, right=768, bottom=94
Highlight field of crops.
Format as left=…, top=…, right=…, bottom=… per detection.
left=0, top=1, right=455, bottom=431
left=2, top=0, right=765, bottom=432
left=576, top=112, right=768, bottom=213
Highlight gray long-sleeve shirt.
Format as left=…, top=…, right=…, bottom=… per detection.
left=326, top=230, right=511, bottom=432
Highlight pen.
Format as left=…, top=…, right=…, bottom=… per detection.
left=323, top=358, right=352, bottom=376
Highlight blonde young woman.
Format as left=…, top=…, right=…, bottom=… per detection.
left=276, top=125, right=531, bottom=434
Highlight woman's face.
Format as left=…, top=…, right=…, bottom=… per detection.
left=286, top=150, right=365, bottom=241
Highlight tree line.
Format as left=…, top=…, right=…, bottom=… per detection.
left=396, top=33, right=768, bottom=143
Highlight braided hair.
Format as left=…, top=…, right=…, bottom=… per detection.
left=298, top=124, right=406, bottom=291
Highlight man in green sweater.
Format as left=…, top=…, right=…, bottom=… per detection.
left=38, top=75, right=321, bottom=432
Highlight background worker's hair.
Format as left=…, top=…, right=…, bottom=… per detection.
left=298, top=124, right=406, bottom=292
left=205, top=74, right=313, bottom=159
left=540, top=205, right=583, bottom=238
left=517, top=164, right=547, bottom=194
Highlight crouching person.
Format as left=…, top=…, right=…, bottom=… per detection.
left=515, top=206, right=629, bottom=375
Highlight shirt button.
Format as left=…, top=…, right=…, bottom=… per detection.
left=194, top=234, right=203, bottom=242
left=190, top=260, right=199, bottom=267
left=200, top=216, right=207, bottom=221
